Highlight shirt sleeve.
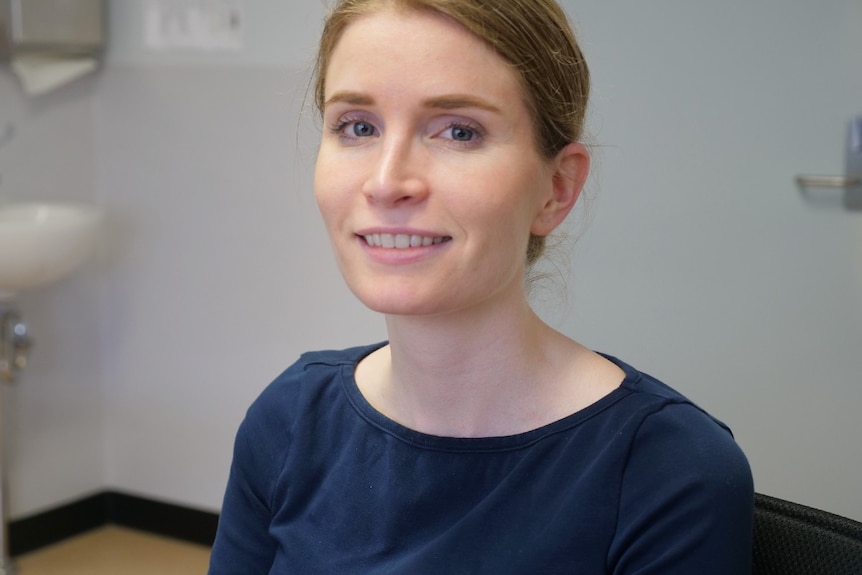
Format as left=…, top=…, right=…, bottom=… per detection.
left=208, top=401, right=284, bottom=574
left=608, top=402, right=755, bottom=575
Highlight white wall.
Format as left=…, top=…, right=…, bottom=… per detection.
left=94, top=2, right=386, bottom=511
left=568, top=0, right=862, bottom=519
left=0, top=70, right=105, bottom=517
left=2, top=0, right=861, bottom=521
left=3, top=0, right=382, bottom=517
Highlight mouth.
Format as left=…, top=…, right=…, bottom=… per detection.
left=361, top=233, right=451, bottom=249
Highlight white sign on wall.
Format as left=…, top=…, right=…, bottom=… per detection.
left=144, top=0, right=244, bottom=51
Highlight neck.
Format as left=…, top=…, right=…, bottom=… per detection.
left=370, top=288, right=566, bottom=437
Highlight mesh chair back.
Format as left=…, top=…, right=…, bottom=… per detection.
left=753, top=493, right=862, bottom=575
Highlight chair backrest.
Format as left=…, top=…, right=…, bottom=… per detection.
left=753, top=492, right=862, bottom=575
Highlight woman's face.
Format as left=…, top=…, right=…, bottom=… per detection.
left=314, top=8, right=578, bottom=318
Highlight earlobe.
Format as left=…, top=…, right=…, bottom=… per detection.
left=531, top=143, right=590, bottom=236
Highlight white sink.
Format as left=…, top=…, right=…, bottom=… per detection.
left=0, top=202, right=104, bottom=301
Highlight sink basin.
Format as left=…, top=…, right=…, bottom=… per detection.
left=0, top=202, right=104, bottom=301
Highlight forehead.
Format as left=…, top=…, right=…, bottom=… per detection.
left=324, top=8, right=525, bottom=108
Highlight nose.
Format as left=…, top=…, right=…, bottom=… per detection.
left=362, top=134, right=428, bottom=206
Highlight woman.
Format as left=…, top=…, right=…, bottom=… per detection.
left=209, top=1, right=754, bottom=573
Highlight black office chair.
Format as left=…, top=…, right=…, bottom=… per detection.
left=753, top=492, right=862, bottom=575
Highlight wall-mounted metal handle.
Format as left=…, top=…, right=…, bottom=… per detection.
left=796, top=117, right=862, bottom=204
left=796, top=174, right=861, bottom=188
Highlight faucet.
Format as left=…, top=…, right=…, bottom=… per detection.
left=0, top=304, right=32, bottom=383
left=0, top=302, right=30, bottom=574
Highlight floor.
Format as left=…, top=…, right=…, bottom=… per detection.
left=12, top=525, right=211, bottom=575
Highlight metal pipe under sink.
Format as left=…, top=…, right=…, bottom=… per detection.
left=0, top=302, right=32, bottom=575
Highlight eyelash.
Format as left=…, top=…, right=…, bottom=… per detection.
left=328, top=115, right=374, bottom=141
left=327, top=115, right=486, bottom=148
left=441, top=121, right=485, bottom=147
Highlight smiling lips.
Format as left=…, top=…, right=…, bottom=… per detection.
left=362, top=233, right=451, bottom=249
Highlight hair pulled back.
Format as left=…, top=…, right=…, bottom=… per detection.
left=314, top=0, right=590, bottom=265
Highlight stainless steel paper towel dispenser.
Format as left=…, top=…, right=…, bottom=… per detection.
left=0, top=0, right=106, bottom=59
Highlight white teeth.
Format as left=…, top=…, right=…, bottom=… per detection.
left=363, top=233, right=447, bottom=249
left=394, top=234, right=410, bottom=249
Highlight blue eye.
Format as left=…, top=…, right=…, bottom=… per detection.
left=350, top=121, right=376, bottom=137
left=450, top=126, right=474, bottom=141
left=328, top=117, right=378, bottom=141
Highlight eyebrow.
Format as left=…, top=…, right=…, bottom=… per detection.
left=422, top=95, right=502, bottom=114
left=324, top=90, right=374, bottom=108
left=323, top=91, right=501, bottom=114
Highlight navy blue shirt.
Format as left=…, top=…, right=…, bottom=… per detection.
left=209, top=343, right=753, bottom=574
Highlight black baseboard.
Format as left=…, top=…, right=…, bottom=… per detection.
left=8, top=492, right=108, bottom=556
left=8, top=491, right=219, bottom=557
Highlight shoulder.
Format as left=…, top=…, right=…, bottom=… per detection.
left=248, top=342, right=385, bottom=415
left=606, top=354, right=737, bottom=439
left=211, top=345, right=383, bottom=573
left=605, top=355, right=751, bottom=489
left=604, top=356, right=754, bottom=573
left=627, top=400, right=751, bottom=491
left=611, top=402, right=754, bottom=572
left=237, top=341, right=386, bottom=445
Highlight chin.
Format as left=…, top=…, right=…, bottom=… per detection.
left=354, top=293, right=438, bottom=316
left=347, top=283, right=447, bottom=317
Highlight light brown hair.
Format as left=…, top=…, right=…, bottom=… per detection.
left=314, top=0, right=590, bottom=264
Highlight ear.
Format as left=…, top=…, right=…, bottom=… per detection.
left=531, top=142, right=590, bottom=236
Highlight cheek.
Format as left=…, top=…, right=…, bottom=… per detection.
left=481, top=187, right=545, bottom=263
left=314, top=159, right=345, bottom=230
left=468, top=181, right=540, bottom=238
left=313, top=179, right=353, bottom=271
